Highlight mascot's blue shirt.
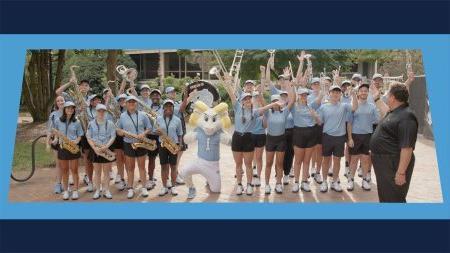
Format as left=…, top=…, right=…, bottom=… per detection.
left=195, top=127, right=222, bottom=162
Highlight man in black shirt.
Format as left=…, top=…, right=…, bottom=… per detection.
left=370, top=83, right=418, bottom=203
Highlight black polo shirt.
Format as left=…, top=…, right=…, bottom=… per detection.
left=370, top=104, right=418, bottom=155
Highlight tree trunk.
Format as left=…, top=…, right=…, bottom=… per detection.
left=22, top=49, right=66, bottom=123
left=106, top=50, right=119, bottom=94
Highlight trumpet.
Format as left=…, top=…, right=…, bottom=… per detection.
left=91, top=142, right=116, bottom=161
left=116, top=65, right=138, bottom=83
left=52, top=129, right=80, bottom=154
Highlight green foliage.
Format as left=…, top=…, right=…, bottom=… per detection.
left=13, top=141, right=55, bottom=171
left=61, top=50, right=136, bottom=95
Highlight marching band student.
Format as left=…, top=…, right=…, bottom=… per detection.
left=138, top=84, right=152, bottom=107
left=347, top=82, right=380, bottom=191
left=46, top=95, right=65, bottom=194
left=54, top=101, right=84, bottom=200
left=279, top=89, right=295, bottom=185
left=111, top=94, right=127, bottom=190
left=308, top=78, right=325, bottom=184
left=116, top=96, right=153, bottom=199
left=146, top=88, right=163, bottom=190
left=251, top=90, right=265, bottom=187
left=165, top=86, right=186, bottom=185
left=82, top=94, right=103, bottom=192
left=340, top=80, right=353, bottom=178
left=86, top=104, right=116, bottom=199
left=291, top=88, right=321, bottom=192
left=259, top=84, right=295, bottom=194
left=56, top=79, right=91, bottom=104
left=154, top=100, right=183, bottom=196
left=224, top=78, right=261, bottom=195
left=317, top=85, right=357, bottom=193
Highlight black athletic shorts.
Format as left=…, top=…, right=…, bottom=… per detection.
left=79, top=135, right=90, bottom=152
left=147, top=134, right=160, bottom=157
left=251, top=133, right=266, bottom=148
left=88, top=148, right=115, bottom=163
left=57, top=146, right=81, bottom=160
left=315, top=125, right=324, bottom=145
left=231, top=132, right=254, bottom=152
left=322, top=133, right=346, bottom=157
left=159, top=147, right=178, bottom=165
left=110, top=135, right=124, bottom=150
left=349, top=133, right=372, bottom=155
left=293, top=126, right=317, bottom=148
left=265, top=134, right=286, bottom=152
left=123, top=142, right=147, bottom=158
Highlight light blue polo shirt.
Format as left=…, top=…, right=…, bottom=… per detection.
left=252, top=115, right=266, bottom=135
left=47, top=110, right=63, bottom=132
left=154, top=115, right=183, bottom=144
left=285, top=112, right=294, bottom=129
left=264, top=109, right=290, bottom=136
left=341, top=94, right=352, bottom=104
left=86, top=119, right=116, bottom=145
left=307, top=92, right=321, bottom=110
left=233, top=103, right=259, bottom=133
left=350, top=101, right=380, bottom=134
left=291, top=103, right=316, bottom=127
left=195, top=128, right=222, bottom=162
left=318, top=102, right=352, bottom=136
left=53, top=117, right=84, bottom=141
left=117, top=110, right=152, bottom=143
left=86, top=106, right=97, bottom=121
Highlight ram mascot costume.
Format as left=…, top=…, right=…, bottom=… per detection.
left=178, top=100, right=232, bottom=199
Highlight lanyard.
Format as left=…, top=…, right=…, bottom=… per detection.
left=95, top=120, right=108, bottom=139
left=127, top=111, right=139, bottom=134
left=164, top=116, right=172, bottom=136
left=65, top=120, right=70, bottom=137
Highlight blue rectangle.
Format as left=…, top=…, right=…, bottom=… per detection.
left=0, top=34, right=449, bottom=220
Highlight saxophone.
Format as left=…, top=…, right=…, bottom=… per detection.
left=66, top=65, right=89, bottom=131
left=120, top=129, right=157, bottom=151
left=91, top=142, right=116, bottom=161
left=52, top=129, right=80, bottom=154
left=104, top=80, right=122, bottom=120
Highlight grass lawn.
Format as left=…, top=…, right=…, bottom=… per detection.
left=13, top=140, right=55, bottom=171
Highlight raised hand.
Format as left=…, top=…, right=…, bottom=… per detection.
left=370, top=81, right=380, bottom=100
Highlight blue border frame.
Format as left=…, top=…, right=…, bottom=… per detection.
left=0, top=35, right=449, bottom=219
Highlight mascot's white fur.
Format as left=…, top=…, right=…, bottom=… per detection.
left=178, top=101, right=232, bottom=199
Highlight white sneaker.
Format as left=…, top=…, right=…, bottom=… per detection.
left=301, top=181, right=311, bottom=192
left=314, top=173, right=323, bottom=184
left=252, top=177, right=261, bottom=187
left=159, top=187, right=169, bottom=196
left=87, top=182, right=94, bottom=192
left=347, top=178, right=354, bottom=191
left=327, top=167, right=333, bottom=177
left=62, top=191, right=70, bottom=200
left=114, top=174, right=122, bottom=184
left=104, top=190, right=113, bottom=199
left=246, top=184, right=253, bottom=195
left=170, top=187, right=178, bottom=196
left=275, top=184, right=283, bottom=194
left=127, top=188, right=134, bottom=199
left=320, top=182, right=328, bottom=193
left=264, top=185, right=271, bottom=194
left=117, top=180, right=126, bottom=191
left=176, top=175, right=185, bottom=185
left=330, top=181, right=343, bottom=192
left=292, top=182, right=300, bottom=193
left=187, top=187, right=196, bottom=199
left=366, top=171, right=372, bottom=182
left=93, top=190, right=101, bottom=200
left=145, top=181, right=154, bottom=190
left=362, top=178, right=371, bottom=191
left=236, top=184, right=244, bottom=195
left=357, top=167, right=363, bottom=178
left=71, top=190, right=79, bottom=200
left=140, top=188, right=149, bottom=197
left=283, top=175, right=290, bottom=185
left=289, top=169, right=294, bottom=178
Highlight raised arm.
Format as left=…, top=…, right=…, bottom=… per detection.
left=294, top=51, right=305, bottom=86
left=222, top=74, right=237, bottom=105
left=350, top=87, right=358, bottom=112
left=370, top=82, right=389, bottom=118
left=257, top=101, right=282, bottom=116
left=404, top=70, right=415, bottom=91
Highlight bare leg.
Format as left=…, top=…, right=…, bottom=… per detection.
left=147, top=156, right=156, bottom=181
left=302, top=147, right=313, bottom=181
left=60, top=160, right=69, bottom=191
left=322, top=156, right=331, bottom=181
left=93, top=163, right=102, bottom=191
left=265, top=151, right=275, bottom=185
left=102, top=163, right=112, bottom=191
left=161, top=164, right=169, bottom=187
left=233, top=152, right=244, bottom=184
left=243, top=151, right=254, bottom=185
left=275, top=151, right=285, bottom=184
left=137, top=156, right=147, bottom=187
left=125, top=156, right=135, bottom=188
left=332, top=156, right=341, bottom=181
left=170, top=163, right=178, bottom=186
left=114, top=149, right=125, bottom=179
left=315, top=144, right=323, bottom=174
left=69, top=159, right=79, bottom=190
left=254, top=147, right=264, bottom=178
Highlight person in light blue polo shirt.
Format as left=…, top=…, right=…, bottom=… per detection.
left=153, top=99, right=183, bottom=197
left=347, top=83, right=380, bottom=192
left=86, top=104, right=116, bottom=200
left=317, top=85, right=357, bottom=193
left=116, top=95, right=153, bottom=199
left=250, top=90, right=266, bottom=187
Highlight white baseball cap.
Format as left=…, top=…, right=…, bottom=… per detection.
left=140, top=84, right=151, bottom=91
left=352, top=73, right=362, bottom=80
left=63, top=101, right=76, bottom=108
left=372, top=73, right=383, bottom=80
left=311, top=77, right=320, bottom=84
left=297, top=88, right=309, bottom=95
left=126, top=96, right=138, bottom=102
left=165, top=86, right=175, bottom=93
left=95, top=104, right=107, bottom=111
left=329, top=85, right=342, bottom=92
left=163, top=99, right=175, bottom=106
left=271, top=94, right=281, bottom=102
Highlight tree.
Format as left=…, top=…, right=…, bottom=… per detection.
left=106, top=50, right=119, bottom=94
left=22, top=50, right=66, bottom=122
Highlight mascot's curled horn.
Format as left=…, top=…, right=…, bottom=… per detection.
left=178, top=100, right=232, bottom=199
